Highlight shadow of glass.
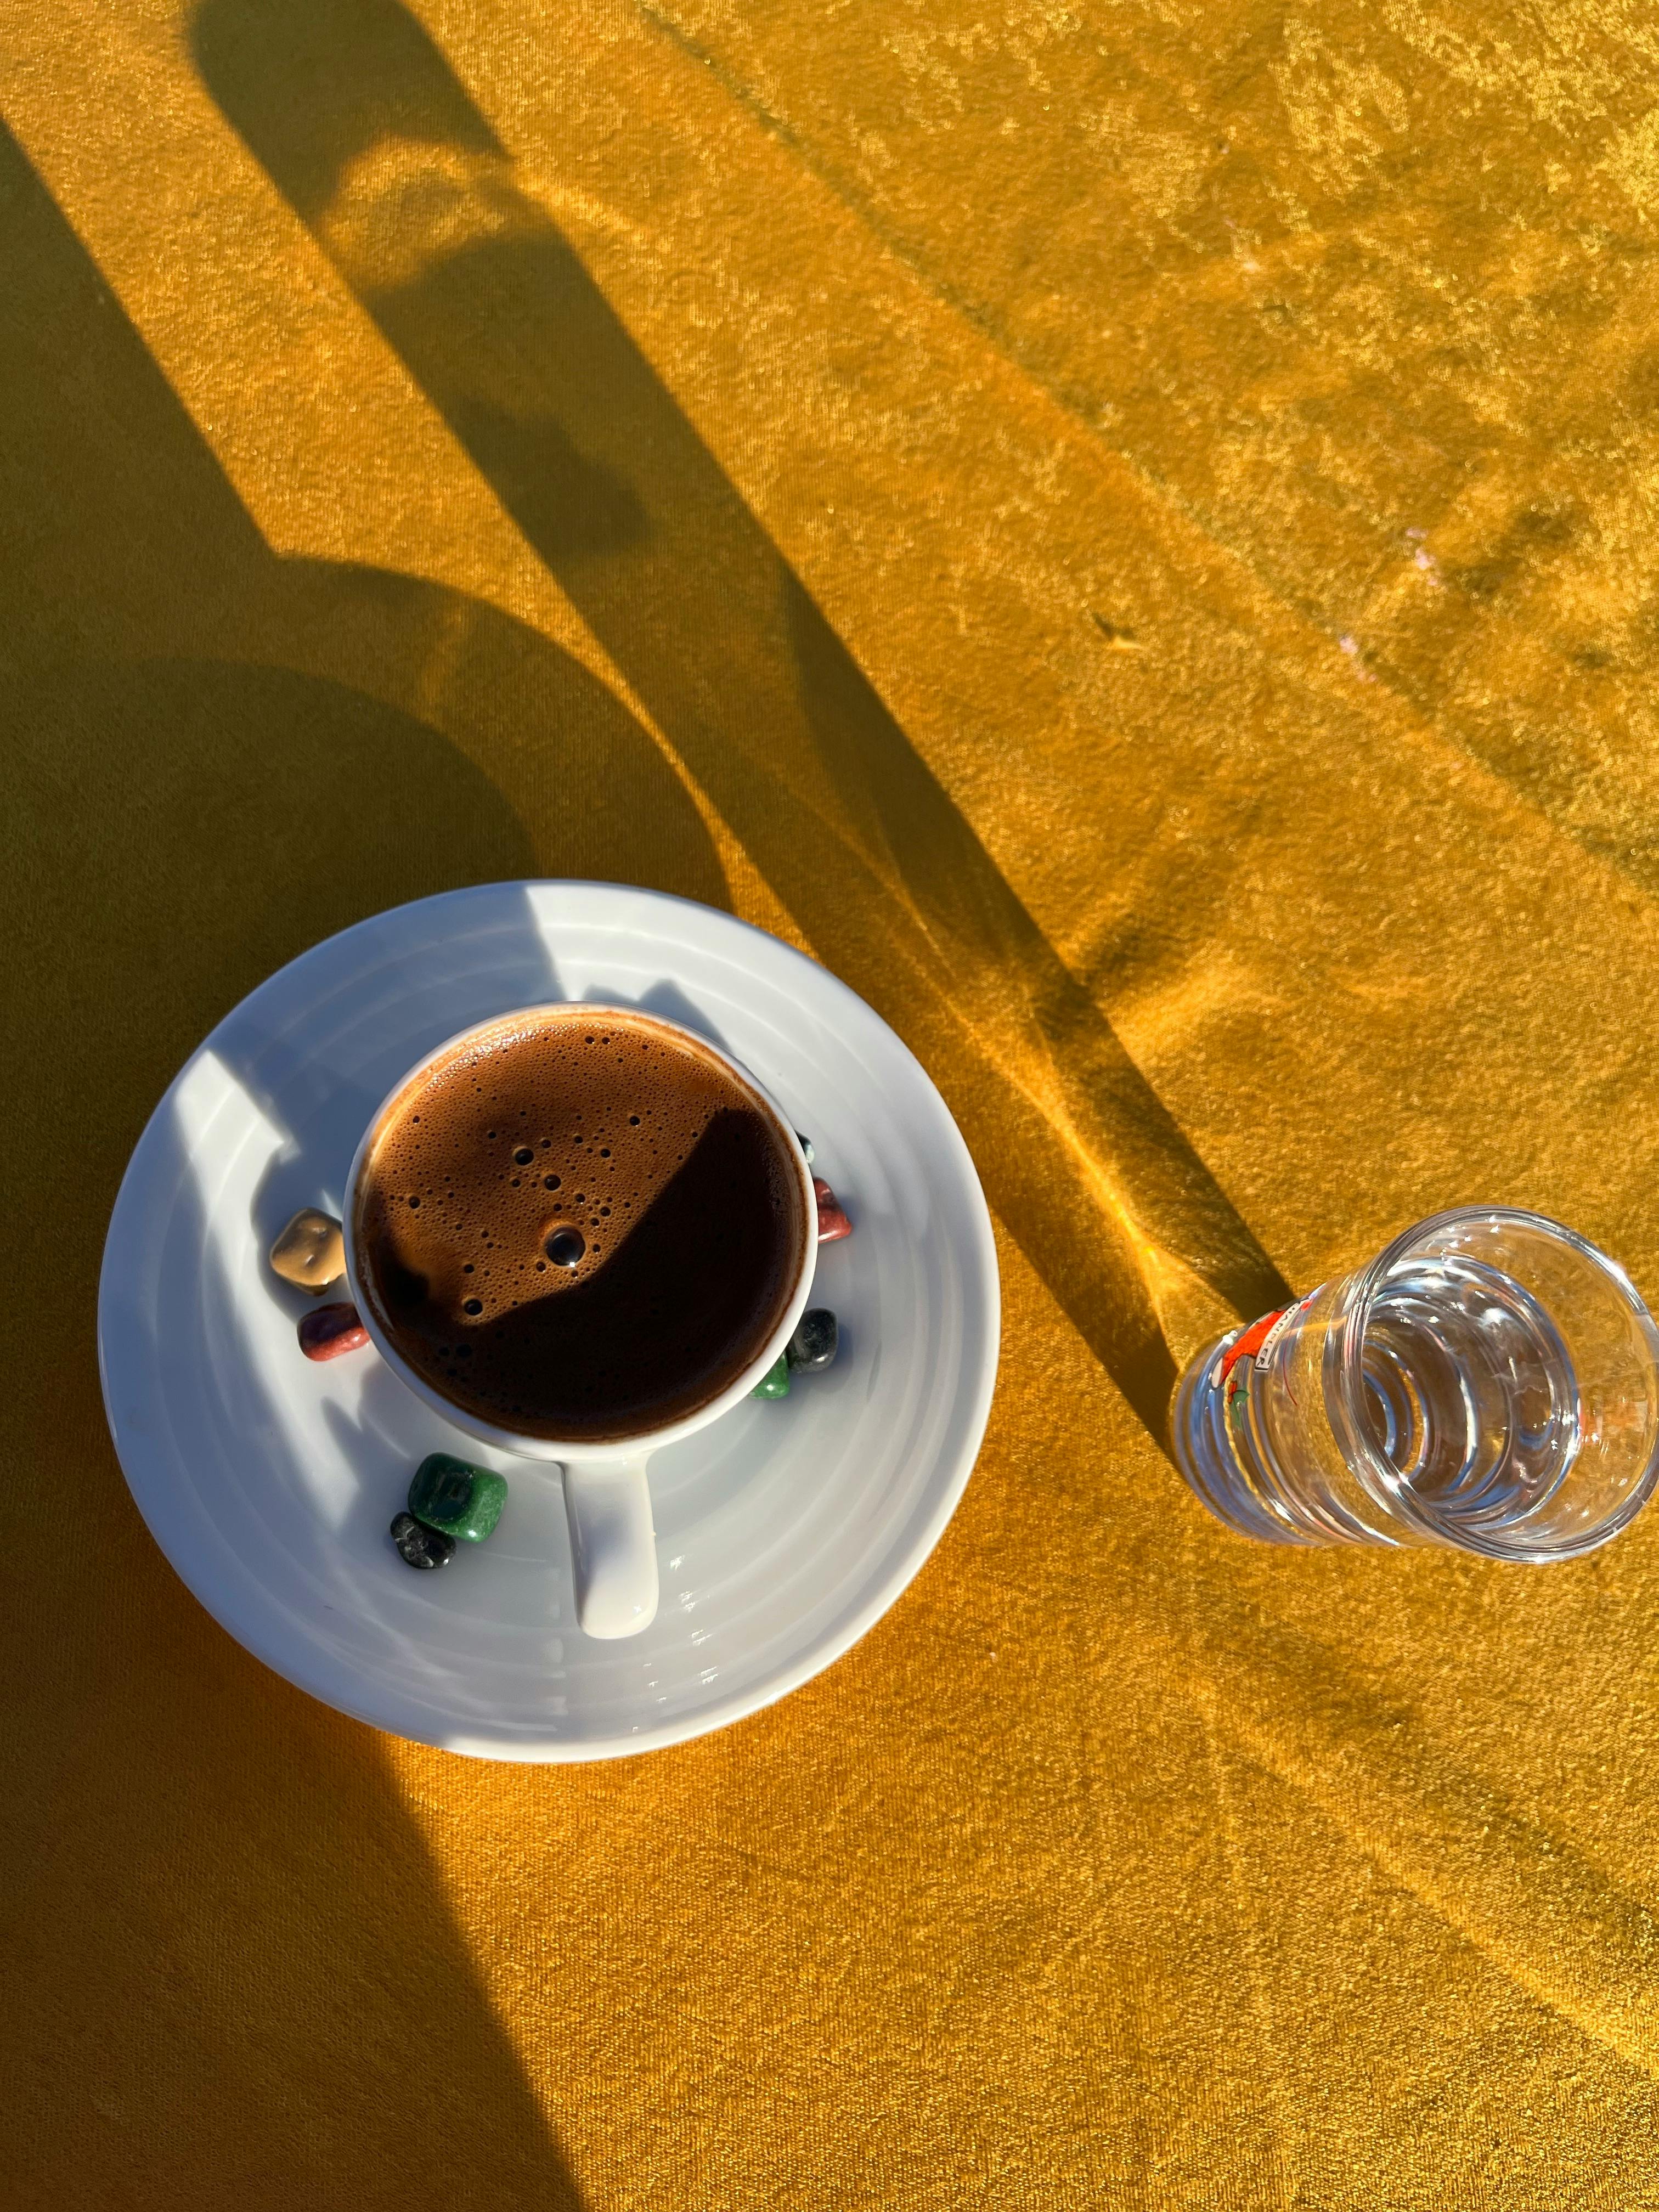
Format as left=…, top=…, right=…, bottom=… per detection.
left=0, top=111, right=727, bottom=924
left=191, top=0, right=1292, bottom=1444
left=62, top=1053, right=586, bottom=2205
left=0, top=115, right=755, bottom=2210
left=131, top=1001, right=574, bottom=1740
left=229, top=892, right=571, bottom=1259
left=627, top=979, right=738, bottom=1056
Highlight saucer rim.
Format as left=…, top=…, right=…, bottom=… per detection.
left=99, top=881, right=1002, bottom=1762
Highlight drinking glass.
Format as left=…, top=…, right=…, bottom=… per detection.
left=1173, top=1209, right=1659, bottom=1561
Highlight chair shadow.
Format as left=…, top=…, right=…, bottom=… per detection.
left=0, top=111, right=775, bottom=2210
left=190, top=0, right=1293, bottom=1446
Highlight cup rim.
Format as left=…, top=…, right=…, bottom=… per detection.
left=341, top=1002, right=819, bottom=1462
left=1334, top=1205, right=1659, bottom=1558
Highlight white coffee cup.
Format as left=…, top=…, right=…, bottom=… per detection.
left=341, top=1005, right=818, bottom=1638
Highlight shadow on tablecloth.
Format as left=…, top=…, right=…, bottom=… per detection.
left=0, top=117, right=622, bottom=2211
left=191, top=0, right=1293, bottom=1451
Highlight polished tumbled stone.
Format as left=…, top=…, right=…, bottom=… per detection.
left=269, top=1206, right=345, bottom=1294
left=813, top=1177, right=852, bottom=1243
left=298, top=1301, right=370, bottom=1361
left=795, top=1131, right=815, bottom=1166
left=752, top=1353, right=791, bottom=1399
left=391, top=1511, right=455, bottom=1570
left=786, top=1307, right=839, bottom=1373
left=409, top=1452, right=508, bottom=1543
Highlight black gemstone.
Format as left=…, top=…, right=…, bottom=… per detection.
left=391, top=1511, right=456, bottom=1570
left=545, top=1226, right=586, bottom=1268
left=785, top=1307, right=839, bottom=1373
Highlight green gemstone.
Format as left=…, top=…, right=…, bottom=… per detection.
left=752, top=1353, right=791, bottom=1400
left=409, top=1452, right=508, bottom=1543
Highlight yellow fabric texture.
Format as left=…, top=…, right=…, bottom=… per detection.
left=7, top=0, right=1659, bottom=2202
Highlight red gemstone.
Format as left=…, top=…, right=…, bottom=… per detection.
left=813, top=1177, right=853, bottom=1244
left=298, top=1301, right=371, bottom=1361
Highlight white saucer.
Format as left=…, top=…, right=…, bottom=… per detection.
left=99, top=884, right=999, bottom=1759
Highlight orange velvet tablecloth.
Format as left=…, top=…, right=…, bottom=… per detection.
left=8, top=2, right=1659, bottom=2204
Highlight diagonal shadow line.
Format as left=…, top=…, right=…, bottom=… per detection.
left=631, top=0, right=1659, bottom=927
left=1187, top=1696, right=1302, bottom=2211
left=0, top=115, right=594, bottom=2206
left=1172, top=1579, right=1659, bottom=2083
left=1212, top=1688, right=1659, bottom=2084
left=1222, top=1716, right=1659, bottom=2081
left=190, top=0, right=1293, bottom=1446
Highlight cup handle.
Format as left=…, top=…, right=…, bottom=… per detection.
left=561, top=1458, right=659, bottom=1638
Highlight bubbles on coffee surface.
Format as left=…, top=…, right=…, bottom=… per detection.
left=351, top=1011, right=806, bottom=1441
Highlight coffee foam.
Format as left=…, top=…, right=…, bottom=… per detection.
left=352, top=1009, right=806, bottom=1442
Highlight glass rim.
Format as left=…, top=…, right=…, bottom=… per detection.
left=1335, top=1205, right=1659, bottom=1559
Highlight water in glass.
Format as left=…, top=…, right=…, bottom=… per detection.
left=1175, top=1210, right=1659, bottom=1562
